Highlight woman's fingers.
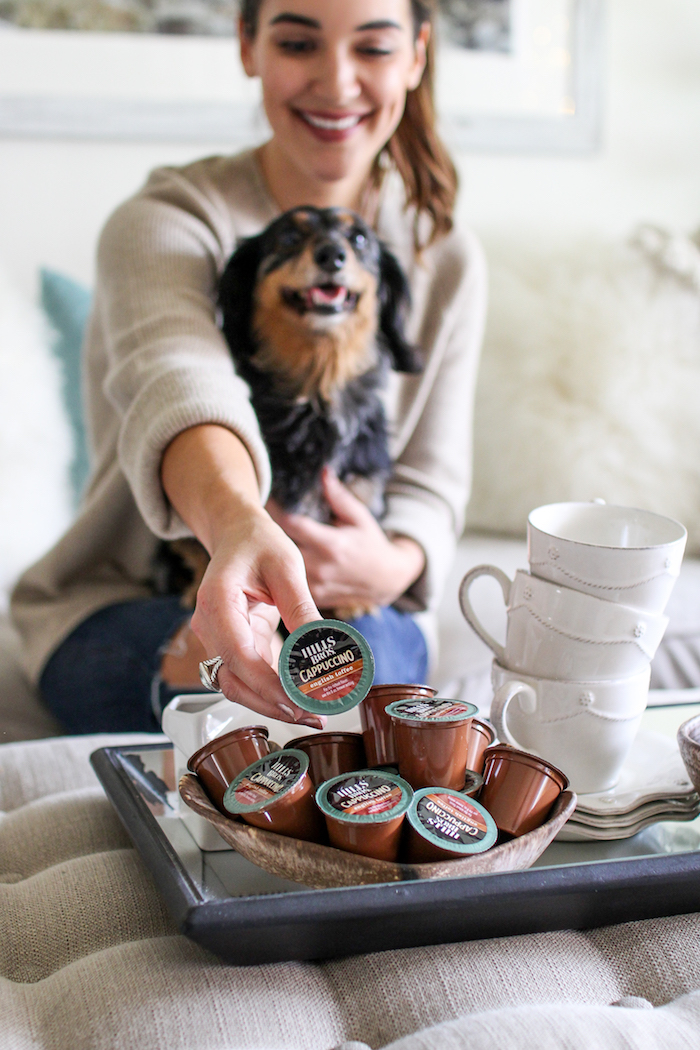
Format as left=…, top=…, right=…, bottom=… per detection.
left=216, top=662, right=323, bottom=728
left=267, top=504, right=332, bottom=549
left=248, top=603, right=279, bottom=666
left=321, top=468, right=373, bottom=525
left=263, top=544, right=322, bottom=633
left=190, top=525, right=326, bottom=726
left=195, top=603, right=324, bottom=728
left=268, top=476, right=373, bottom=539
left=191, top=585, right=316, bottom=725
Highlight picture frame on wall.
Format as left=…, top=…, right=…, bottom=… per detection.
left=437, top=0, right=605, bottom=152
left=0, top=0, right=604, bottom=153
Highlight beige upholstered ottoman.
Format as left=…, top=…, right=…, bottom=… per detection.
left=3, top=733, right=700, bottom=1050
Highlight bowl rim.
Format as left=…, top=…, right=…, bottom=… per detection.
left=678, top=713, right=700, bottom=746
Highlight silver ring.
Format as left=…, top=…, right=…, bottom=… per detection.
left=199, top=655, right=224, bottom=692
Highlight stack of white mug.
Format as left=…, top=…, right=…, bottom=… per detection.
left=459, top=502, right=688, bottom=794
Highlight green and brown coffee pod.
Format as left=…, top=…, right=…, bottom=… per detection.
left=407, top=787, right=498, bottom=857
left=279, top=619, right=375, bottom=716
left=223, top=749, right=310, bottom=814
left=316, top=769, right=413, bottom=825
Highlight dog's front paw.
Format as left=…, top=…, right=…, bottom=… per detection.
left=331, top=602, right=379, bottom=623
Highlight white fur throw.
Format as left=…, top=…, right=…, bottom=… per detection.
left=0, top=266, right=73, bottom=608
left=466, top=228, right=700, bottom=555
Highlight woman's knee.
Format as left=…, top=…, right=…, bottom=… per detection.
left=40, top=597, right=189, bottom=734
left=346, top=606, right=428, bottom=685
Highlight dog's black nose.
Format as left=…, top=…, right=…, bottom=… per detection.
left=314, top=241, right=347, bottom=272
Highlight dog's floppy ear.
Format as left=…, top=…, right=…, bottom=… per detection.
left=377, top=243, right=423, bottom=374
left=218, top=233, right=266, bottom=363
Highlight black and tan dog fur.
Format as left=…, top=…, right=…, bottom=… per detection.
left=159, top=205, right=422, bottom=611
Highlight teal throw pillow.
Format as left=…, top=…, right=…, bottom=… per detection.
left=40, top=268, right=92, bottom=503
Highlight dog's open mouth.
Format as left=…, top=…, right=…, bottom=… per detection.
left=282, top=284, right=360, bottom=316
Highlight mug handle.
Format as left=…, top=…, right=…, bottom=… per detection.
left=490, top=680, right=538, bottom=748
left=458, top=564, right=513, bottom=665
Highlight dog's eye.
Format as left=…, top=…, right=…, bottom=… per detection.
left=279, top=228, right=303, bottom=248
left=349, top=229, right=367, bottom=250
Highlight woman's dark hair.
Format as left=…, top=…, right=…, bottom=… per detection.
left=240, top=0, right=457, bottom=249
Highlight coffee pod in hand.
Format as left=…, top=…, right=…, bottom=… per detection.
left=279, top=619, right=375, bottom=716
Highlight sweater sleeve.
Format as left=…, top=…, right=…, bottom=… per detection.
left=95, top=179, right=271, bottom=541
left=382, top=227, right=488, bottom=612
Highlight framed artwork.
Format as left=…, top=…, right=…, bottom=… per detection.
left=0, top=0, right=604, bottom=152
left=437, top=0, right=605, bottom=152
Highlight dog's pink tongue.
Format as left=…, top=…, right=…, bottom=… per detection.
left=309, top=285, right=347, bottom=307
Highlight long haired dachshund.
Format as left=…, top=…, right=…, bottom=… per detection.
left=158, top=206, right=422, bottom=612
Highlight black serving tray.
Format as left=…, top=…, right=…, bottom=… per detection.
left=91, top=706, right=700, bottom=967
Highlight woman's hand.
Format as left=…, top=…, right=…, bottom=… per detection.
left=268, top=469, right=425, bottom=611
left=161, top=425, right=325, bottom=728
left=191, top=505, right=324, bottom=727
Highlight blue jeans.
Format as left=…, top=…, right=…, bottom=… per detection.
left=40, top=598, right=428, bottom=735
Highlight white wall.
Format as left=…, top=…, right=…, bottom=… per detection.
left=0, top=137, right=227, bottom=295
left=0, top=0, right=698, bottom=298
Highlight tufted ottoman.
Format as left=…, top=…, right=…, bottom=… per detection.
left=3, top=733, right=700, bottom=1049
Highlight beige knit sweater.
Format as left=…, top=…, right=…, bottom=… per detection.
left=11, top=149, right=487, bottom=684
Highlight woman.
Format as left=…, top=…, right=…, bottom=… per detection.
left=11, top=0, right=487, bottom=733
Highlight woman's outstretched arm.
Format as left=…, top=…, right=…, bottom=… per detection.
left=161, top=423, right=324, bottom=728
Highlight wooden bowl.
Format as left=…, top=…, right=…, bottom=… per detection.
left=678, top=714, right=700, bottom=793
left=179, top=774, right=577, bottom=889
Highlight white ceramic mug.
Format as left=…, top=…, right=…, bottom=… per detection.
left=528, top=502, right=687, bottom=613
left=459, top=566, right=669, bottom=681
left=490, top=662, right=650, bottom=793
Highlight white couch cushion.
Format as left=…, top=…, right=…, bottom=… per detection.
left=0, top=263, right=73, bottom=609
left=466, top=229, right=700, bottom=554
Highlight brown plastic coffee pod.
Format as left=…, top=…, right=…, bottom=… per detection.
left=404, top=787, right=498, bottom=862
left=315, top=770, right=413, bottom=861
left=287, top=731, right=367, bottom=786
left=478, top=744, right=569, bottom=837
left=466, top=718, right=496, bottom=775
left=360, top=683, right=437, bottom=766
left=386, top=697, right=478, bottom=790
left=223, top=749, right=324, bottom=841
left=187, top=726, right=271, bottom=813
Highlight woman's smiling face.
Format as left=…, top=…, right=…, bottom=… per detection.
left=240, top=0, right=428, bottom=205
